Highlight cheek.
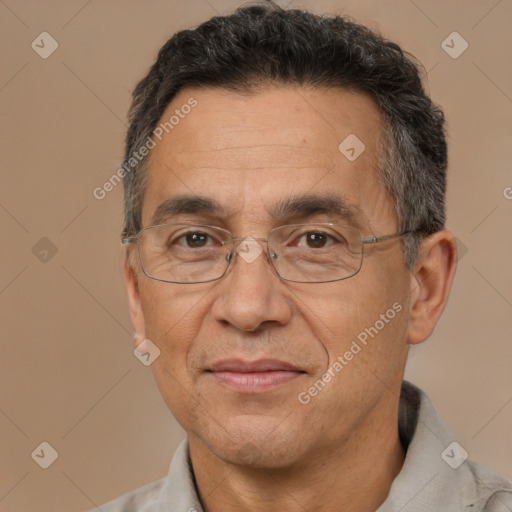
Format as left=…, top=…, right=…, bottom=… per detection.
left=139, top=283, right=212, bottom=424
left=295, top=277, right=397, bottom=337
left=293, top=270, right=409, bottom=375
left=139, top=282, right=207, bottom=370
left=292, top=279, right=408, bottom=420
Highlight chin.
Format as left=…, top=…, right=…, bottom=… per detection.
left=196, top=415, right=306, bottom=469
left=216, top=440, right=301, bottom=470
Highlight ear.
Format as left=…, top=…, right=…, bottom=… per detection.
left=122, top=249, right=146, bottom=345
left=407, top=230, right=457, bottom=345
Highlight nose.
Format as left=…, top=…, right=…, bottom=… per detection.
left=211, top=239, right=293, bottom=332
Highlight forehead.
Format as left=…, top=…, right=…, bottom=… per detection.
left=142, top=85, right=395, bottom=232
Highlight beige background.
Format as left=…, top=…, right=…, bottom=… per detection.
left=1, top=0, right=511, bottom=511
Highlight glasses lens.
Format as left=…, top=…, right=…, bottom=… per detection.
left=268, top=224, right=363, bottom=282
left=138, top=224, right=231, bottom=283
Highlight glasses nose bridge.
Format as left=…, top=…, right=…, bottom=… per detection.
left=228, top=236, right=271, bottom=254
left=225, top=236, right=277, bottom=271
left=230, top=236, right=269, bottom=243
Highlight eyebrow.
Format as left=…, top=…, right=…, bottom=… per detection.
left=150, top=193, right=366, bottom=228
left=151, top=195, right=226, bottom=226
left=268, top=194, right=364, bottom=226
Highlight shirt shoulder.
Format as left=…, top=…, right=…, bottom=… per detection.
left=85, top=439, right=202, bottom=511
left=467, top=460, right=512, bottom=511
left=86, top=477, right=167, bottom=512
left=378, top=382, right=512, bottom=512
left=482, top=490, right=512, bottom=512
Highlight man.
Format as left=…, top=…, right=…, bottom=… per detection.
left=92, top=2, right=512, bottom=511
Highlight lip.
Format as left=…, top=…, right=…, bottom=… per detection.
left=207, top=358, right=306, bottom=393
left=209, top=358, right=303, bottom=373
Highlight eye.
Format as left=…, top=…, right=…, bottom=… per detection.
left=182, top=232, right=210, bottom=248
left=172, top=230, right=219, bottom=249
left=296, top=231, right=337, bottom=249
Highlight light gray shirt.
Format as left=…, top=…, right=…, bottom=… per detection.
left=90, top=381, right=512, bottom=511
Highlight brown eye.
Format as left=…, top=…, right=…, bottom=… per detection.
left=295, top=231, right=339, bottom=249
left=305, top=232, right=328, bottom=248
left=184, top=232, right=209, bottom=248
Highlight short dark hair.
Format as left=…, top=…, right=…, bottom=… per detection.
left=123, top=1, right=447, bottom=268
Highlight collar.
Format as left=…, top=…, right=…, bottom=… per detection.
left=153, top=381, right=512, bottom=512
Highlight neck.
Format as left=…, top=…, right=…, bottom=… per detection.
left=189, top=393, right=405, bottom=512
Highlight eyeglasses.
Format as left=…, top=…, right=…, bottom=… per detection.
left=121, top=223, right=414, bottom=284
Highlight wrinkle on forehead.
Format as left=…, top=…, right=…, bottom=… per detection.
left=168, top=146, right=339, bottom=173
left=144, top=85, right=396, bottom=235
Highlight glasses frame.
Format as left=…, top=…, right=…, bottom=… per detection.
left=121, top=222, right=415, bottom=284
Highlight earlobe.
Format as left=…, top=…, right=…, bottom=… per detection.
left=406, top=230, right=457, bottom=345
left=122, top=251, right=146, bottom=342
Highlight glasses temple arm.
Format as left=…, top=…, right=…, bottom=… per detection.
left=121, top=236, right=139, bottom=246
left=362, top=230, right=416, bottom=245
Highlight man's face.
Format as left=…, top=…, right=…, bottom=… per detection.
left=126, top=86, right=414, bottom=467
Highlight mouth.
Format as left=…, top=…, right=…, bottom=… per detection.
left=206, top=358, right=306, bottom=393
